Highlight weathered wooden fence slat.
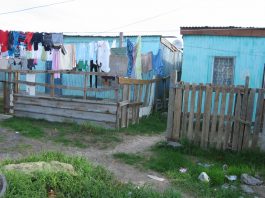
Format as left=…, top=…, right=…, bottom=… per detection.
left=181, top=83, right=190, bottom=138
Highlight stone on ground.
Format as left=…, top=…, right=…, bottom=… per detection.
left=241, top=173, right=263, bottom=186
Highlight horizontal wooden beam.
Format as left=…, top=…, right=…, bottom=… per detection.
left=118, top=76, right=169, bottom=85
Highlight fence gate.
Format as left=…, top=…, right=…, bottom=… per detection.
left=167, top=74, right=265, bottom=151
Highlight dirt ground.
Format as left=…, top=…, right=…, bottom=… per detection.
left=0, top=127, right=174, bottom=193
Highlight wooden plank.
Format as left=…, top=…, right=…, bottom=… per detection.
left=252, top=89, right=264, bottom=148
left=14, top=72, right=19, bottom=94
left=14, top=111, right=116, bottom=129
left=166, top=71, right=177, bottom=140
left=143, top=83, right=150, bottom=106
left=172, top=87, right=183, bottom=140
left=194, top=83, right=203, bottom=144
left=209, top=86, right=220, bottom=147
left=223, top=86, right=235, bottom=150
left=242, top=88, right=256, bottom=149
left=14, top=96, right=118, bottom=115
left=50, top=73, right=55, bottom=97
left=118, top=76, right=167, bottom=85
left=14, top=104, right=117, bottom=123
left=14, top=93, right=117, bottom=105
left=187, top=83, right=196, bottom=141
left=237, top=77, right=249, bottom=150
left=181, top=83, right=190, bottom=138
left=166, top=88, right=176, bottom=139
left=83, top=73, right=88, bottom=99
left=232, top=89, right=242, bottom=151
left=216, top=87, right=227, bottom=149
left=201, top=85, right=213, bottom=148
left=121, top=84, right=129, bottom=128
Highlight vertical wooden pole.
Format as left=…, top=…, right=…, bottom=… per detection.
left=50, top=73, right=55, bottom=97
left=119, top=32, right=124, bottom=47
left=121, top=84, right=129, bottom=128
left=238, top=76, right=249, bottom=150
left=163, top=79, right=166, bottom=109
left=14, top=71, right=18, bottom=94
left=83, top=73, right=88, bottom=99
left=166, top=71, right=177, bottom=140
left=3, top=71, right=7, bottom=113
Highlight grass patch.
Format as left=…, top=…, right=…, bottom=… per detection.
left=114, top=141, right=265, bottom=197
left=0, top=117, right=121, bottom=149
left=0, top=112, right=166, bottom=148
left=120, top=112, right=167, bottom=135
left=0, top=152, right=180, bottom=198
left=1, top=117, right=44, bottom=138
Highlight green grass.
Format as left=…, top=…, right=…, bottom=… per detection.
left=0, top=117, right=122, bottom=148
left=114, top=141, right=265, bottom=198
left=120, top=112, right=167, bottom=135
left=0, top=112, right=166, bottom=148
left=0, top=152, right=180, bottom=198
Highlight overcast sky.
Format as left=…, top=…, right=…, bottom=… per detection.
left=0, top=0, right=264, bottom=38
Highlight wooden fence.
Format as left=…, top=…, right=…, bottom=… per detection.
left=167, top=73, right=265, bottom=151
left=0, top=69, right=168, bottom=129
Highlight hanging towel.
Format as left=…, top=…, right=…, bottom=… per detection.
left=141, top=52, right=152, bottom=73
left=52, top=49, right=60, bottom=79
left=0, top=30, right=9, bottom=52
left=24, top=32, right=34, bottom=51
left=152, top=49, right=164, bottom=77
left=134, top=36, right=142, bottom=79
left=59, top=44, right=76, bottom=70
left=97, top=41, right=110, bottom=73
left=127, top=39, right=134, bottom=77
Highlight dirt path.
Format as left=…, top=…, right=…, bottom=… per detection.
left=0, top=128, right=174, bottom=193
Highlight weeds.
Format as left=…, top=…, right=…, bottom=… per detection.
left=0, top=152, right=180, bottom=198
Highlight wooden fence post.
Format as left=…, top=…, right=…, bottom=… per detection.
left=166, top=71, right=177, bottom=140
left=238, top=76, right=249, bottom=150
left=83, top=73, right=88, bottom=99
left=121, top=84, right=129, bottom=128
left=50, top=73, right=55, bottom=97
left=201, top=85, right=212, bottom=148
left=260, top=107, right=265, bottom=151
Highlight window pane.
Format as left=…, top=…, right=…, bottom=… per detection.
left=213, top=57, right=234, bottom=85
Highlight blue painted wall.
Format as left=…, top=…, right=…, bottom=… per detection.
left=182, top=35, right=265, bottom=88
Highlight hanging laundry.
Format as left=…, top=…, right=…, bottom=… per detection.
left=26, top=74, right=36, bottom=96
left=13, top=31, right=20, bottom=46
left=89, top=60, right=100, bottom=88
left=52, top=33, right=63, bottom=49
left=31, top=32, right=43, bottom=51
left=141, top=52, right=152, bottom=73
left=88, top=42, right=97, bottom=61
left=127, top=39, right=134, bottom=77
left=42, top=33, right=53, bottom=51
left=18, top=32, right=26, bottom=43
left=27, top=58, right=37, bottom=70
left=19, top=45, right=27, bottom=59
left=59, top=44, right=76, bottom=70
left=134, top=36, right=142, bottom=79
left=0, top=59, right=9, bottom=69
left=76, top=60, right=88, bottom=71
left=24, top=32, right=34, bottom=51
left=152, top=49, right=164, bottom=77
left=76, top=43, right=89, bottom=61
left=8, top=31, right=14, bottom=51
left=52, top=49, right=60, bottom=79
left=97, top=41, right=110, bottom=73
left=0, top=30, right=9, bottom=52
left=41, top=47, right=47, bottom=61
left=47, top=50, right=53, bottom=61
left=111, top=39, right=117, bottom=48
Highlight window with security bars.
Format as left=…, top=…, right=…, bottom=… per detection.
left=213, top=57, right=234, bottom=85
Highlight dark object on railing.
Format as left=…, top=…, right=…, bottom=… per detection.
left=0, top=174, right=7, bottom=197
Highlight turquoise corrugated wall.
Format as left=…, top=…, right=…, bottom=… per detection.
left=182, top=35, right=265, bottom=88
left=181, top=35, right=265, bottom=119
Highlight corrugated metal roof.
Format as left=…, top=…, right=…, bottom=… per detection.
left=180, top=26, right=265, bottom=37
left=180, top=26, right=265, bottom=30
